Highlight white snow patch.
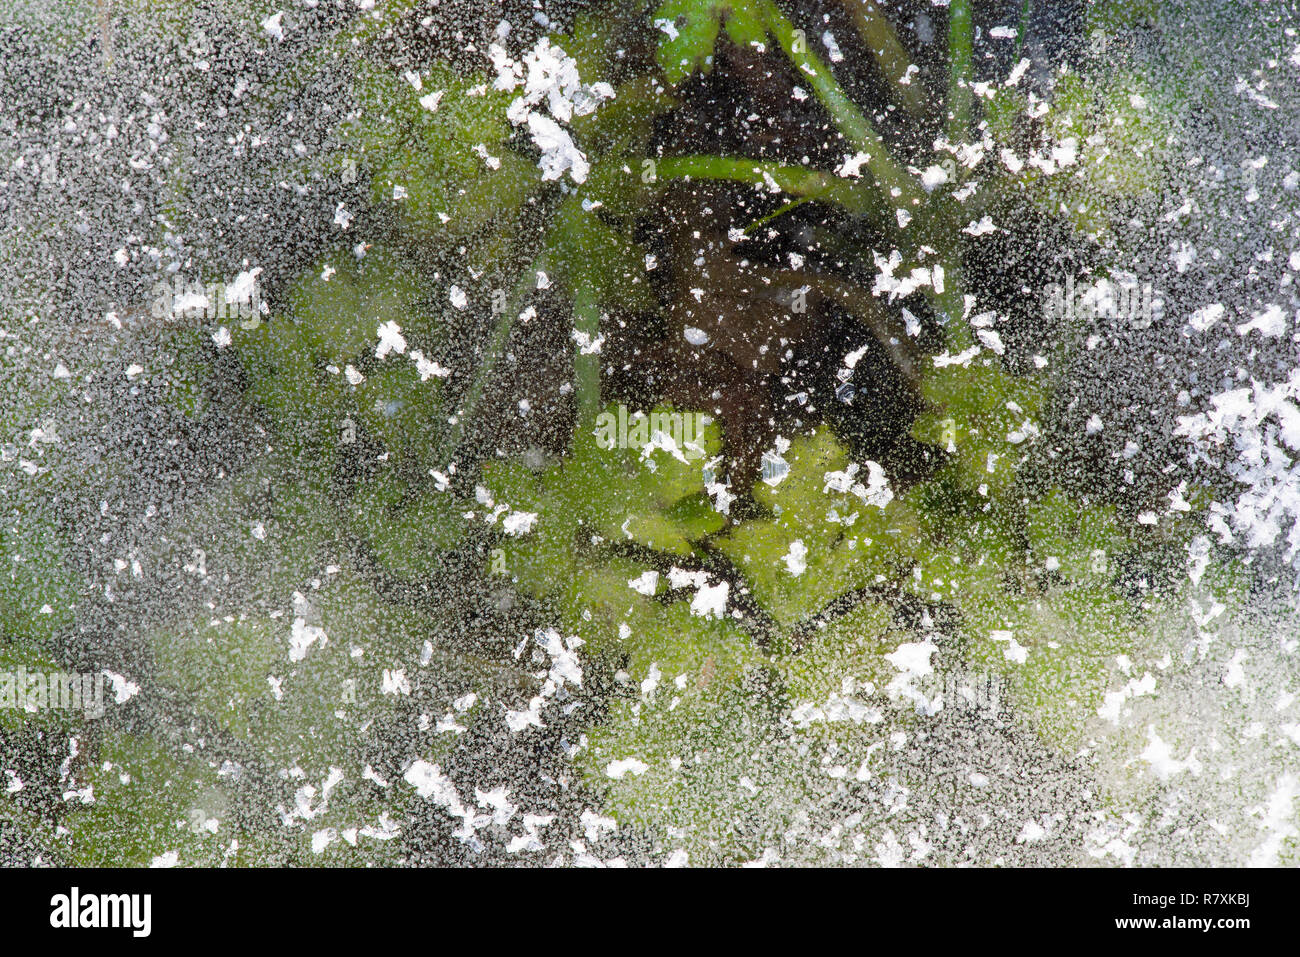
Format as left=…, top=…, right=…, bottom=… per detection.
left=605, top=758, right=649, bottom=779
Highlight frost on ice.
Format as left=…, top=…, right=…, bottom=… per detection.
left=489, top=34, right=613, bottom=184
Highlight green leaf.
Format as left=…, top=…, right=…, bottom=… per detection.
left=1035, top=70, right=1178, bottom=236
left=582, top=664, right=791, bottom=864
left=345, top=61, right=537, bottom=241
left=654, top=0, right=768, bottom=85
left=486, top=404, right=724, bottom=568
left=1025, top=488, right=1130, bottom=584
left=549, top=197, right=656, bottom=312
left=484, top=404, right=742, bottom=671
left=912, top=361, right=1046, bottom=496
left=347, top=472, right=465, bottom=582
left=717, top=427, right=918, bottom=630
left=234, top=246, right=443, bottom=461
left=65, top=731, right=237, bottom=867
left=284, top=246, right=427, bottom=363
left=778, top=602, right=895, bottom=703
left=0, top=515, right=78, bottom=647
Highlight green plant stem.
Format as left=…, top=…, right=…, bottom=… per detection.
left=1014, top=0, right=1034, bottom=59
left=934, top=256, right=973, bottom=352
left=939, top=0, right=975, bottom=348
left=654, top=155, right=883, bottom=218
left=743, top=196, right=813, bottom=235
left=759, top=0, right=922, bottom=207
left=947, top=0, right=974, bottom=143
left=442, top=252, right=549, bottom=462
left=838, top=0, right=929, bottom=116
left=910, top=196, right=972, bottom=350
left=572, top=285, right=603, bottom=448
